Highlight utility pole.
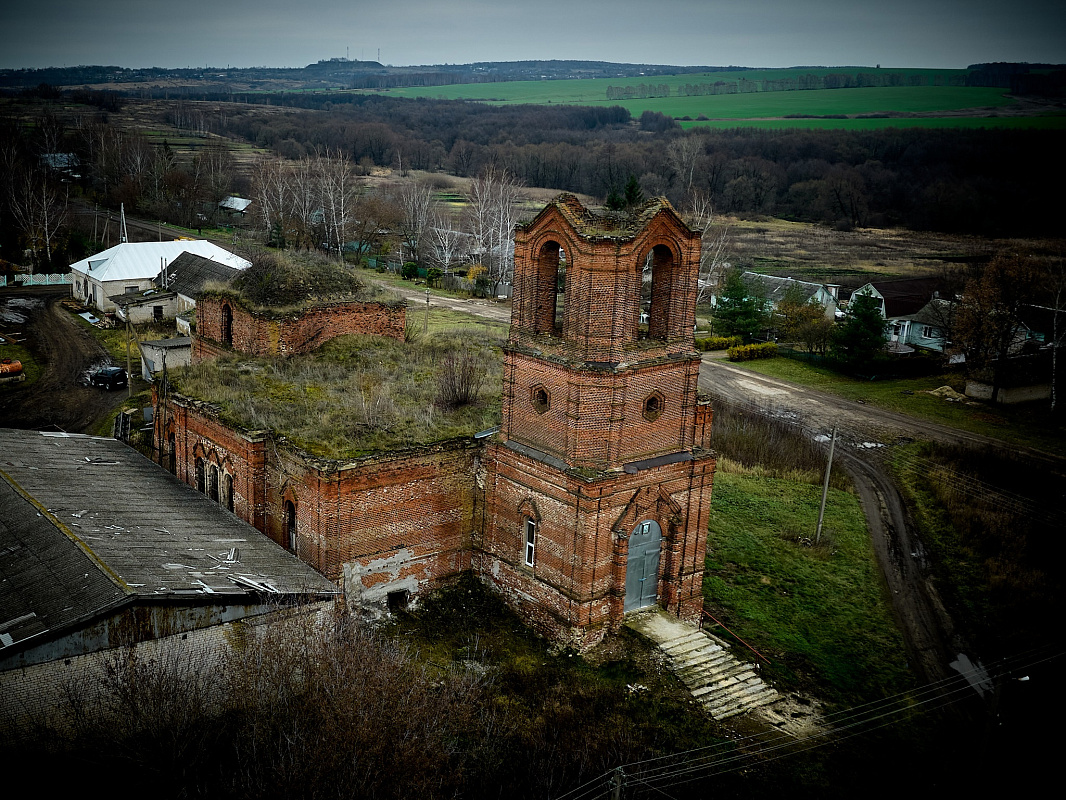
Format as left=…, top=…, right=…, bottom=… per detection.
left=611, top=767, right=625, bottom=800
left=424, top=289, right=430, bottom=335
left=126, top=316, right=133, bottom=399
left=815, top=426, right=837, bottom=543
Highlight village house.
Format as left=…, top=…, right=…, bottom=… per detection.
left=850, top=277, right=945, bottom=354
left=154, top=195, right=716, bottom=648
left=69, top=240, right=250, bottom=314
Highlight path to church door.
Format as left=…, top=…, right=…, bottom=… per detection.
left=624, top=520, right=662, bottom=613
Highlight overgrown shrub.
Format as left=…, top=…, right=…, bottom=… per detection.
left=169, top=330, right=503, bottom=457
left=436, top=353, right=487, bottom=408
left=727, top=342, right=778, bottom=361
left=696, top=335, right=742, bottom=351
left=220, top=251, right=381, bottom=310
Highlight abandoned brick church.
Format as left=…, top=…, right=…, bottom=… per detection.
left=155, top=194, right=716, bottom=648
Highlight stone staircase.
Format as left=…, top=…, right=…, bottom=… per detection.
left=627, top=609, right=779, bottom=721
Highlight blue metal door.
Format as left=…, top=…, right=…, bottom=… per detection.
left=624, top=520, right=662, bottom=612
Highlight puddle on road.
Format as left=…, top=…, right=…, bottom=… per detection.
left=0, top=297, right=44, bottom=324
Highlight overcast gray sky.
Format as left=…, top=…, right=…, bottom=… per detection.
left=3, top=0, right=1064, bottom=70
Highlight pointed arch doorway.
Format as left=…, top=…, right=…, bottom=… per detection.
left=624, top=520, right=662, bottom=613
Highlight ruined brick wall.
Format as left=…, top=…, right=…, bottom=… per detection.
left=155, top=391, right=478, bottom=616
left=157, top=392, right=270, bottom=534
left=480, top=440, right=714, bottom=648
left=484, top=196, right=715, bottom=647
left=194, top=296, right=405, bottom=361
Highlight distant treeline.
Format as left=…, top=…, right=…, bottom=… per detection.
left=179, top=93, right=1061, bottom=237
left=5, top=88, right=1062, bottom=251
left=611, top=71, right=973, bottom=100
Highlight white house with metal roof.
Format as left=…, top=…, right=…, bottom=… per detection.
left=69, top=241, right=251, bottom=313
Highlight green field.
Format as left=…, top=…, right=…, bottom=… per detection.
left=364, top=67, right=1065, bottom=129
left=705, top=469, right=911, bottom=702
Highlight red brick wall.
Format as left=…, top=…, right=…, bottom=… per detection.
left=155, top=392, right=477, bottom=617
left=481, top=440, right=713, bottom=647
left=159, top=194, right=717, bottom=651
left=194, top=296, right=405, bottom=361
left=502, top=350, right=703, bottom=470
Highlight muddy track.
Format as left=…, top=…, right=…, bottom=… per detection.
left=0, top=287, right=127, bottom=433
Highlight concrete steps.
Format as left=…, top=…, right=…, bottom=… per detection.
left=626, top=609, right=779, bottom=721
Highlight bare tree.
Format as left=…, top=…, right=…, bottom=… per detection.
left=464, top=167, right=523, bottom=297
left=684, top=192, right=731, bottom=305
left=8, top=165, right=67, bottom=271
left=430, top=209, right=469, bottom=273
left=668, top=135, right=703, bottom=200
left=316, top=149, right=358, bottom=259
left=396, top=182, right=435, bottom=265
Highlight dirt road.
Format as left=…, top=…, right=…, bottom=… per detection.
left=697, top=357, right=1066, bottom=688
left=0, top=286, right=127, bottom=433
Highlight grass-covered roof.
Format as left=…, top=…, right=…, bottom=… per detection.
left=169, top=330, right=502, bottom=460
left=202, top=251, right=400, bottom=314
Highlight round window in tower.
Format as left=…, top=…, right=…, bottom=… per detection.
left=643, top=391, right=665, bottom=422
left=531, top=385, right=551, bottom=414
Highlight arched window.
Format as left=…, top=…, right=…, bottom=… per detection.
left=643, top=391, right=665, bottom=422
left=195, top=458, right=205, bottom=494
left=640, top=245, right=677, bottom=341
left=533, top=240, right=566, bottom=334
left=284, top=500, right=297, bottom=553
left=524, top=517, right=537, bottom=567
left=221, top=304, right=233, bottom=347
left=224, top=473, right=234, bottom=512
left=167, top=432, right=176, bottom=475
left=208, top=464, right=220, bottom=502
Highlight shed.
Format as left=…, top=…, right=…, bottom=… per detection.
left=0, top=428, right=338, bottom=729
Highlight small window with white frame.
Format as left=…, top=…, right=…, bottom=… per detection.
left=921, top=325, right=937, bottom=340
left=524, top=517, right=537, bottom=566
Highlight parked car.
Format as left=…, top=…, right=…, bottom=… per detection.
left=89, top=366, right=127, bottom=390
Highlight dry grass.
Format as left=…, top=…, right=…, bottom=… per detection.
left=170, top=329, right=503, bottom=458
left=710, top=397, right=849, bottom=491
left=204, top=250, right=400, bottom=314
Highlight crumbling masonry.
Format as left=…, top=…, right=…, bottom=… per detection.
left=156, top=195, right=716, bottom=648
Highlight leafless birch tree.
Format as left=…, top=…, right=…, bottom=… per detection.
left=464, top=167, right=523, bottom=296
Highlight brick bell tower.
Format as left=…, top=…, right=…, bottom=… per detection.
left=481, top=194, right=716, bottom=648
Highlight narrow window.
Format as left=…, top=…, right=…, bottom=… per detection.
left=195, top=458, right=205, bottom=494
left=221, top=304, right=233, bottom=346
left=531, top=385, right=550, bottom=414
left=284, top=500, right=297, bottom=552
left=224, top=473, right=234, bottom=512
left=643, top=392, right=664, bottom=422
left=167, top=433, right=176, bottom=475
left=208, top=464, right=220, bottom=502
left=524, top=517, right=537, bottom=567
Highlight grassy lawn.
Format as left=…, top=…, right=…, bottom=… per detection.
left=725, top=356, right=1066, bottom=454
left=0, top=339, right=40, bottom=388
left=704, top=469, right=911, bottom=706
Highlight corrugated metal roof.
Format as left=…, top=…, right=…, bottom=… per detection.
left=219, top=196, right=252, bottom=212
left=69, top=241, right=250, bottom=283
left=0, top=430, right=337, bottom=619
left=156, top=250, right=242, bottom=298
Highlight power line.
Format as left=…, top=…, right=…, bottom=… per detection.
left=556, top=643, right=1062, bottom=800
